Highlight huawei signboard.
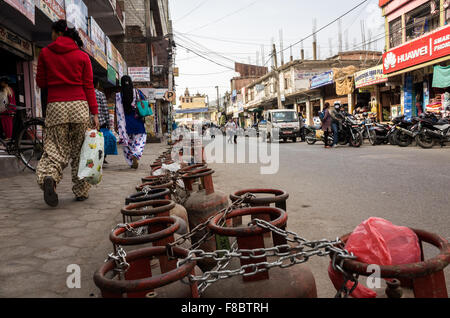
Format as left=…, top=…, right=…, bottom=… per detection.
left=383, top=25, right=450, bottom=74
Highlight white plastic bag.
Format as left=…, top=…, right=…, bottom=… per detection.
left=77, top=129, right=105, bottom=185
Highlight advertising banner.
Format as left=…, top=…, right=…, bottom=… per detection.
left=78, top=29, right=94, bottom=57
left=4, top=0, right=35, bottom=24
left=383, top=25, right=450, bottom=74
left=0, top=25, right=33, bottom=56
left=65, top=0, right=88, bottom=34
left=38, top=0, right=65, bottom=22
left=107, top=65, right=117, bottom=85
left=106, top=36, right=113, bottom=66
left=117, top=53, right=124, bottom=79
left=310, top=71, right=334, bottom=89
left=89, top=17, right=107, bottom=69
left=128, top=67, right=151, bottom=82
left=354, top=65, right=388, bottom=88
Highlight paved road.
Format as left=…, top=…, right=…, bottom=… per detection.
left=1, top=134, right=448, bottom=298
left=0, top=143, right=166, bottom=298
left=207, top=135, right=450, bottom=298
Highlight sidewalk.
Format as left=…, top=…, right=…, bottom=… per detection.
left=0, top=142, right=168, bottom=298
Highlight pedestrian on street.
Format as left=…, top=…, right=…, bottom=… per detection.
left=329, top=102, right=343, bottom=147
left=0, top=76, right=16, bottom=140
left=225, top=118, right=234, bottom=143
left=321, top=103, right=332, bottom=148
left=298, top=112, right=306, bottom=142
left=115, top=75, right=147, bottom=169
left=35, top=19, right=100, bottom=207
left=94, top=77, right=117, bottom=164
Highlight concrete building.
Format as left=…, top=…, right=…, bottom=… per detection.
left=175, top=88, right=217, bottom=125
left=380, top=0, right=450, bottom=120
left=243, top=51, right=383, bottom=126
left=110, top=0, right=174, bottom=141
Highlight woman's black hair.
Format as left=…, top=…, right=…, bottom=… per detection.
left=324, top=102, right=330, bottom=109
left=121, top=75, right=134, bottom=115
left=52, top=19, right=84, bottom=48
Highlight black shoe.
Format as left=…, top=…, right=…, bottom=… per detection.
left=43, top=177, right=58, bottom=207
left=75, top=196, right=89, bottom=202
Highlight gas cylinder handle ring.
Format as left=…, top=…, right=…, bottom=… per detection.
left=334, top=228, right=450, bottom=279
left=121, top=199, right=176, bottom=217
left=127, top=188, right=171, bottom=204
left=208, top=207, right=287, bottom=237
left=94, top=246, right=196, bottom=293
left=110, top=216, right=180, bottom=246
left=230, top=189, right=289, bottom=205
left=181, top=168, right=214, bottom=180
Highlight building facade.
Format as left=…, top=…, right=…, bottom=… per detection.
left=242, top=51, right=383, bottom=126
left=380, top=0, right=450, bottom=120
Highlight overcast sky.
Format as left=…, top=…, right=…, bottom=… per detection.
left=169, top=0, right=385, bottom=107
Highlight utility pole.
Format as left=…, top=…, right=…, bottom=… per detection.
left=215, top=86, right=220, bottom=110
left=272, top=44, right=283, bottom=109
left=167, top=18, right=175, bottom=144
left=279, top=29, right=284, bottom=66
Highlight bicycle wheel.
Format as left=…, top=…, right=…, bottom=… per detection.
left=17, top=121, right=45, bottom=171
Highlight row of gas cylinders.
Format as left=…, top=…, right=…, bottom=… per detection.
left=93, top=145, right=318, bottom=298
left=93, top=143, right=450, bottom=298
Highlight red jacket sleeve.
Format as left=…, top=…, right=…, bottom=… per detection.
left=82, top=54, right=98, bottom=115
left=36, top=50, right=47, bottom=89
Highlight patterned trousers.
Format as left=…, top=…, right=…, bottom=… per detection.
left=36, top=122, right=91, bottom=198
left=122, top=133, right=146, bottom=166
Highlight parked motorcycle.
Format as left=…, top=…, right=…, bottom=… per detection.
left=305, top=126, right=333, bottom=145
left=369, top=122, right=394, bottom=145
left=415, top=114, right=450, bottom=148
left=391, top=115, right=419, bottom=147
left=338, top=114, right=363, bottom=147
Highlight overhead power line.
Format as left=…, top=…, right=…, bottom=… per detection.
left=174, top=0, right=209, bottom=23
left=262, top=0, right=370, bottom=66
left=176, top=42, right=235, bottom=71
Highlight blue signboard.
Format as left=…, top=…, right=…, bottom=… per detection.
left=404, top=75, right=413, bottom=121
left=310, top=70, right=334, bottom=89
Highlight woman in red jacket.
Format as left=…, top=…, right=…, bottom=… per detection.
left=36, top=20, right=99, bottom=207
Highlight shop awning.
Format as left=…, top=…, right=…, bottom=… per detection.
left=386, top=55, right=450, bottom=78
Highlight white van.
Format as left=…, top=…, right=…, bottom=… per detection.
left=258, top=109, right=300, bottom=143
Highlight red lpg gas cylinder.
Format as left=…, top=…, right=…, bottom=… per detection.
left=201, top=207, right=317, bottom=298
left=122, top=199, right=189, bottom=235
left=94, top=217, right=200, bottom=298
left=181, top=168, right=228, bottom=272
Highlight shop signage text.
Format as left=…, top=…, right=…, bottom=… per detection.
left=0, top=26, right=33, bottom=56
left=383, top=25, right=450, bottom=74
left=354, top=65, right=388, bottom=88
left=38, top=0, right=65, bottom=22
left=128, top=67, right=151, bottom=82
left=310, top=71, right=334, bottom=89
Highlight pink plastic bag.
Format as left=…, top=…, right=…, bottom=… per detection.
left=328, top=217, right=421, bottom=298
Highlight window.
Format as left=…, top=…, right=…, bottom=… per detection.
left=405, top=0, right=440, bottom=42
left=284, top=77, right=290, bottom=90
left=182, top=98, right=185, bottom=103
left=389, top=17, right=402, bottom=48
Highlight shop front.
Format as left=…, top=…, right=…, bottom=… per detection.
left=383, top=24, right=450, bottom=120
left=354, top=65, right=388, bottom=121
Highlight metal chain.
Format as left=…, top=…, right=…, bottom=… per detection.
left=105, top=246, right=130, bottom=275
left=175, top=218, right=358, bottom=297
left=166, top=193, right=254, bottom=257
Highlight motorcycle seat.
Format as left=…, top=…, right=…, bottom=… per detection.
left=434, top=124, right=450, bottom=130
